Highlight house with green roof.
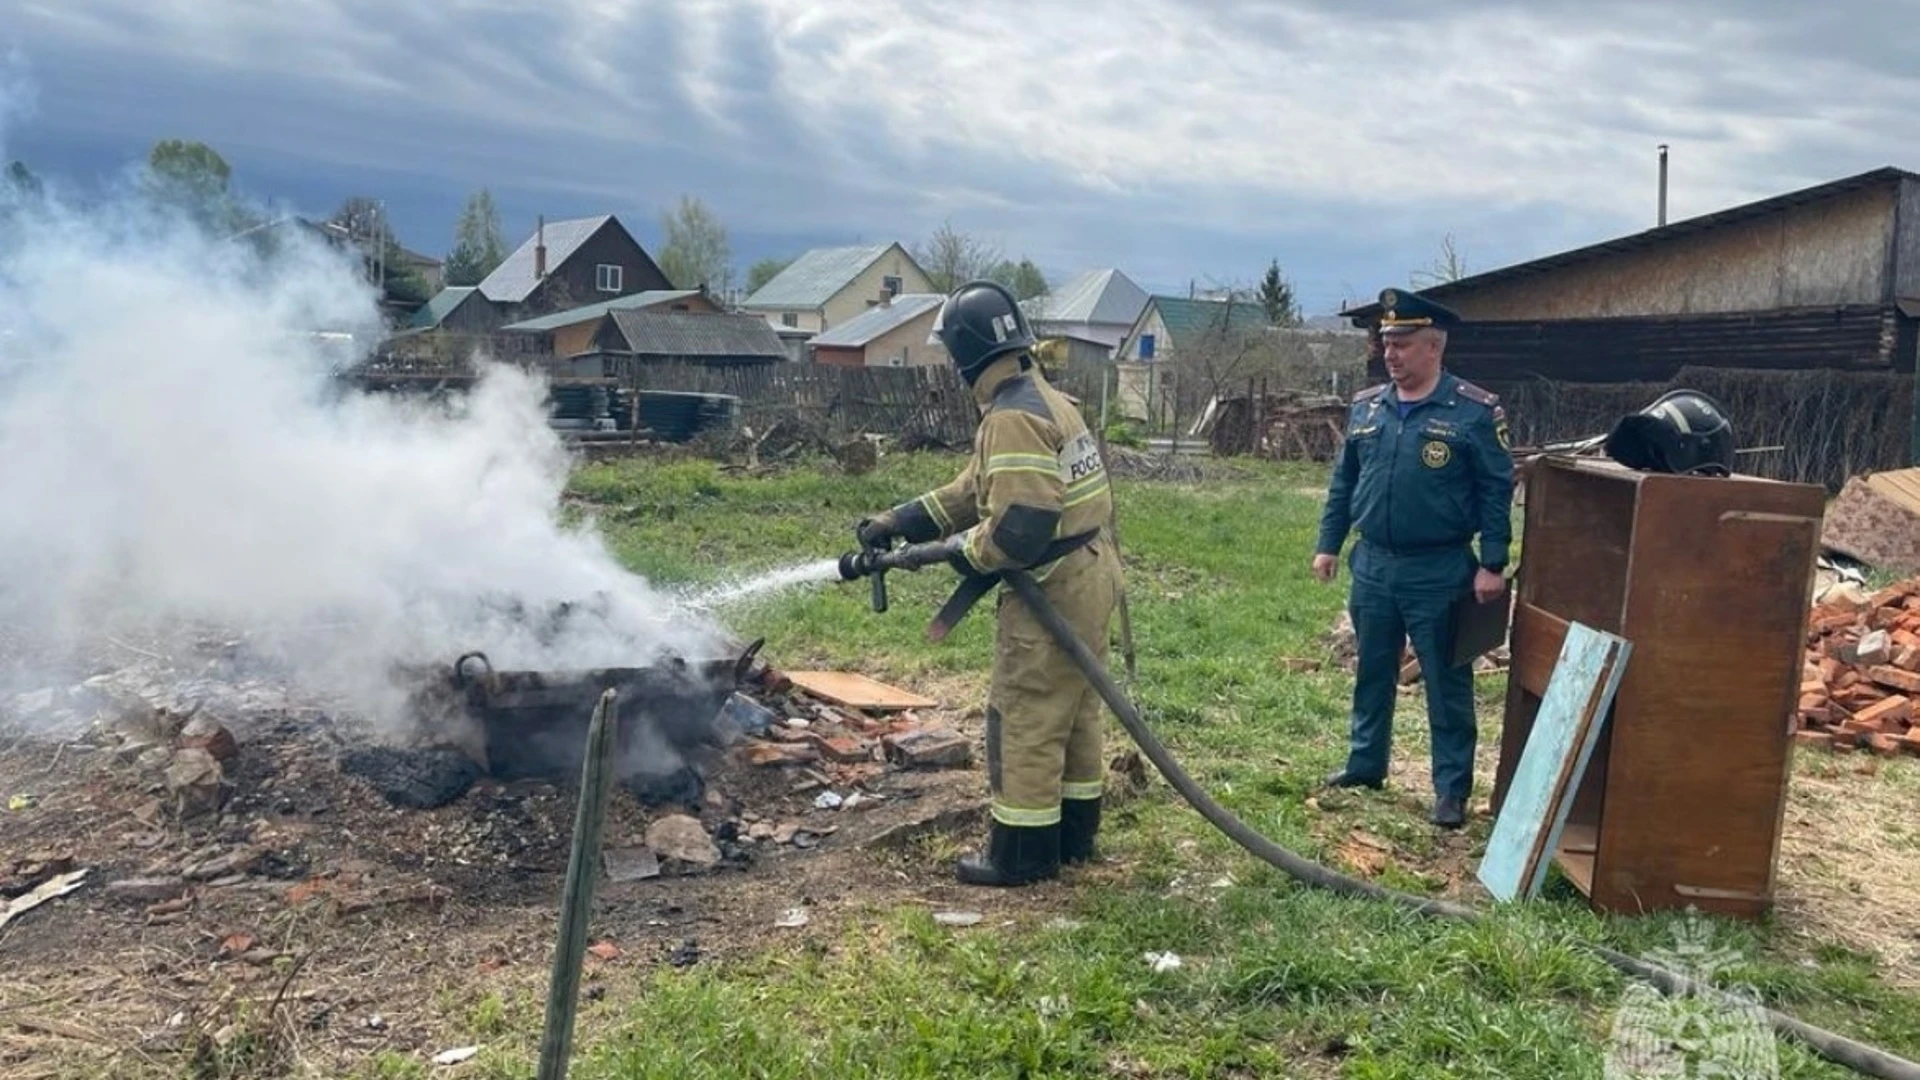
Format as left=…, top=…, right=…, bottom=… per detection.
left=1114, top=294, right=1273, bottom=365
left=739, top=242, right=934, bottom=334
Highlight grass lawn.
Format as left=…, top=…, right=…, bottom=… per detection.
left=439, top=449, right=1920, bottom=1079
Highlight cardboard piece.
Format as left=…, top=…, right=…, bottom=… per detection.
left=1476, top=622, right=1631, bottom=902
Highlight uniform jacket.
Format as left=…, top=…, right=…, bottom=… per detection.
left=1314, top=370, right=1515, bottom=570
left=891, top=354, right=1112, bottom=576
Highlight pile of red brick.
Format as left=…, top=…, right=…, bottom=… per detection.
left=1797, top=578, right=1920, bottom=755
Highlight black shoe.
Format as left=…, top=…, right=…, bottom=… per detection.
left=1431, top=795, right=1466, bottom=829
left=956, top=820, right=1061, bottom=887
left=1323, top=769, right=1384, bottom=791
left=1060, top=797, right=1101, bottom=865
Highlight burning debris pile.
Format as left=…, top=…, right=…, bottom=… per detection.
left=1794, top=577, right=1920, bottom=756
left=0, top=625, right=979, bottom=915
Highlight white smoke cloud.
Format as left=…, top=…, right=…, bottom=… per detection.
left=0, top=126, right=730, bottom=734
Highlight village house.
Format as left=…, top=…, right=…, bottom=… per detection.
left=807, top=293, right=948, bottom=368
left=497, top=289, right=720, bottom=357
left=1021, top=268, right=1150, bottom=356
left=407, top=213, right=675, bottom=336
left=558, top=309, right=789, bottom=378
left=1110, top=294, right=1277, bottom=428
left=739, top=243, right=934, bottom=334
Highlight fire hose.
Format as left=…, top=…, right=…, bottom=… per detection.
left=838, top=543, right=1920, bottom=1079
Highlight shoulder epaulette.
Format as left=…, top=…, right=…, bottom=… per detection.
left=1453, top=380, right=1500, bottom=407
left=1353, top=384, right=1389, bottom=404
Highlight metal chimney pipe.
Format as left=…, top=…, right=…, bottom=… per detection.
left=1657, top=144, right=1669, bottom=226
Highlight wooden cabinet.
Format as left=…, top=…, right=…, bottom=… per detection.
left=1490, top=456, right=1825, bottom=919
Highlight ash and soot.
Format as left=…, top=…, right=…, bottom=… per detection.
left=0, top=125, right=750, bottom=800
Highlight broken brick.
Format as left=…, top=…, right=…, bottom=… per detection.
left=1870, top=666, right=1920, bottom=694
left=1793, top=730, right=1835, bottom=750
left=1857, top=630, right=1894, bottom=666
left=741, top=742, right=820, bottom=768
left=1869, top=733, right=1904, bottom=757
left=1852, top=695, right=1913, bottom=730
left=807, top=734, right=876, bottom=764
left=883, top=728, right=974, bottom=769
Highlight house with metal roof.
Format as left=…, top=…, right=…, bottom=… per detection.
left=1021, top=268, right=1150, bottom=353
left=1114, top=294, right=1272, bottom=365
left=739, top=242, right=934, bottom=333
left=567, top=310, right=788, bottom=375
left=1336, top=165, right=1920, bottom=386
left=404, top=286, right=499, bottom=334
left=497, top=289, right=720, bottom=356
left=809, top=293, right=947, bottom=368
left=474, top=214, right=675, bottom=325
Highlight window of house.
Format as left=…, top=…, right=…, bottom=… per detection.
left=883, top=275, right=902, bottom=296
left=596, top=264, right=623, bottom=293
left=1138, top=333, right=1156, bottom=359
left=781, top=312, right=798, bottom=327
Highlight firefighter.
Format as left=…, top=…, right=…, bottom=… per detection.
left=851, top=279, right=1124, bottom=886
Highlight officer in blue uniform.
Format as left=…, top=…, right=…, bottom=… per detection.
left=1311, top=287, right=1514, bottom=829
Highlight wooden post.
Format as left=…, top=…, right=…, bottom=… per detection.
left=536, top=688, right=620, bottom=1080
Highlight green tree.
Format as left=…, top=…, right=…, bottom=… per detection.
left=656, top=194, right=732, bottom=293
left=444, top=189, right=507, bottom=287
left=988, top=258, right=1049, bottom=301
left=1257, top=258, right=1302, bottom=327
left=746, top=256, right=793, bottom=294
left=142, top=139, right=248, bottom=232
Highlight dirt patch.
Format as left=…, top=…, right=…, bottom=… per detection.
left=0, top=642, right=1004, bottom=1077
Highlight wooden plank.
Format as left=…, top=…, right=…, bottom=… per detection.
left=1476, top=621, right=1632, bottom=903
left=1512, top=602, right=1569, bottom=699
left=784, top=671, right=938, bottom=711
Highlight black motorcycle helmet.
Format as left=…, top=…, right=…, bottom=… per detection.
left=1603, top=389, right=1736, bottom=477
left=929, top=279, right=1035, bottom=384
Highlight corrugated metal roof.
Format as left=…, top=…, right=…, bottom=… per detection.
left=740, top=244, right=895, bottom=310
left=810, top=294, right=944, bottom=348
left=408, top=286, right=479, bottom=330
left=499, top=290, right=702, bottom=332
left=478, top=215, right=612, bottom=303
left=1339, top=165, right=1920, bottom=320
left=605, top=311, right=788, bottom=360
left=1024, top=268, right=1149, bottom=326
left=1149, top=295, right=1270, bottom=347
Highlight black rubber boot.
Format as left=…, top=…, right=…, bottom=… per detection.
left=956, top=820, right=1061, bottom=886
left=1060, top=797, right=1101, bottom=865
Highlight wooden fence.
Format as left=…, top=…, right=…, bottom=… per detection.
left=612, top=360, right=984, bottom=448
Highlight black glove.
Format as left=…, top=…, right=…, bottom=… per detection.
left=855, top=510, right=901, bottom=550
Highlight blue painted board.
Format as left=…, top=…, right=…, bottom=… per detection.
left=1476, top=621, right=1631, bottom=903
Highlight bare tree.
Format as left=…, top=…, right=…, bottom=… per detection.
left=913, top=220, right=1002, bottom=293
left=1410, top=233, right=1469, bottom=288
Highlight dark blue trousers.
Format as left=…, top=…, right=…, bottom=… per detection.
left=1341, top=540, right=1478, bottom=800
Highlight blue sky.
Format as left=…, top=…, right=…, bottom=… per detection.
left=4, top=0, right=1916, bottom=316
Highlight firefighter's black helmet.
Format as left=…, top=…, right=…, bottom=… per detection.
left=1603, top=389, right=1736, bottom=477
left=929, top=279, right=1035, bottom=383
